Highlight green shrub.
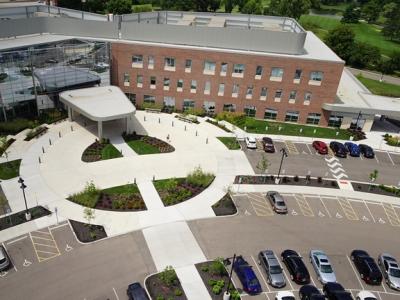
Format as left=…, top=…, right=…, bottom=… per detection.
left=212, top=284, right=222, bottom=295
left=174, top=288, right=183, bottom=296
left=69, top=181, right=100, bottom=208
left=230, top=289, right=241, bottom=300
left=132, top=3, right=152, bottom=12
left=164, top=178, right=178, bottom=192
left=210, top=258, right=226, bottom=276
left=0, top=118, right=36, bottom=135
left=183, top=108, right=205, bottom=117
left=201, top=265, right=209, bottom=272
left=215, top=111, right=246, bottom=126
left=156, top=296, right=164, bottom=300
left=142, top=102, right=163, bottom=110
left=158, top=266, right=178, bottom=287
left=25, top=126, right=47, bottom=140
left=186, top=166, right=214, bottom=187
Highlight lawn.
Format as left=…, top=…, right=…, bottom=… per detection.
left=82, top=141, right=122, bottom=162
left=102, top=183, right=141, bottom=196
left=356, top=75, right=400, bottom=97
left=312, top=3, right=349, bottom=16
left=126, top=139, right=160, bottom=155
left=299, top=15, right=400, bottom=58
left=101, top=144, right=122, bottom=160
left=0, top=159, right=21, bottom=180
left=217, top=137, right=241, bottom=150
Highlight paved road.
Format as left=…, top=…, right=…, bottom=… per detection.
left=0, top=222, right=156, bottom=300
left=348, top=67, right=400, bottom=86
left=242, top=141, right=400, bottom=186
left=189, top=193, right=400, bottom=300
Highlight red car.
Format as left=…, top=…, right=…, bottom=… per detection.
left=312, top=141, right=328, bottom=154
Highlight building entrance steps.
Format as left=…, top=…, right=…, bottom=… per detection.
left=109, top=135, right=137, bottom=157
left=137, top=181, right=164, bottom=210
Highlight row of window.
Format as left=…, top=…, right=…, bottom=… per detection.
left=130, top=54, right=324, bottom=85
left=123, top=73, right=313, bottom=103
left=125, top=92, right=342, bottom=127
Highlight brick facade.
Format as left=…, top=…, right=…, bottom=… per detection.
left=111, top=42, right=344, bottom=127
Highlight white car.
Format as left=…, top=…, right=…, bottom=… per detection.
left=356, top=291, right=377, bottom=300
left=275, top=291, right=295, bottom=300
left=245, top=137, right=257, bottom=149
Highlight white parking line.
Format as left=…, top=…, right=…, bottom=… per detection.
left=346, top=256, right=365, bottom=290
left=375, top=155, right=380, bottom=164
left=381, top=281, right=388, bottom=293
left=251, top=255, right=270, bottom=292
left=318, top=196, right=332, bottom=218
left=281, top=268, right=294, bottom=291
left=6, top=235, right=28, bottom=245
left=362, top=199, right=376, bottom=223
left=2, top=242, right=17, bottom=272
left=112, top=287, right=120, bottom=300
left=386, top=151, right=395, bottom=166
left=376, top=291, right=383, bottom=300
left=306, top=143, right=312, bottom=154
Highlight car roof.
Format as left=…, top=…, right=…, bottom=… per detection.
left=352, top=249, right=370, bottom=257
left=282, top=249, right=299, bottom=257
left=277, top=291, right=295, bottom=297
left=247, top=136, right=256, bottom=141
left=263, top=137, right=273, bottom=142
left=300, top=285, right=320, bottom=294
left=357, top=291, right=377, bottom=299
left=381, top=253, right=396, bottom=261
left=325, top=282, right=344, bottom=291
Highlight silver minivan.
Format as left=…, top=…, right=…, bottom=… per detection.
left=258, top=250, right=286, bottom=288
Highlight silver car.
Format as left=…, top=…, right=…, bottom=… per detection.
left=0, top=246, right=10, bottom=271
left=266, top=191, right=288, bottom=214
left=259, top=250, right=286, bottom=288
left=310, top=250, right=336, bottom=284
left=378, top=253, right=400, bottom=290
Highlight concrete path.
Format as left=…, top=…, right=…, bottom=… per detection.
left=137, top=181, right=164, bottom=210
left=348, top=67, right=400, bottom=86
left=109, top=134, right=137, bottom=157
left=176, top=265, right=212, bottom=300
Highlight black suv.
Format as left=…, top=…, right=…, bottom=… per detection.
left=281, top=249, right=310, bottom=284
left=323, top=282, right=353, bottom=300
left=127, top=282, right=149, bottom=300
left=329, top=141, right=347, bottom=158
left=262, top=137, right=275, bottom=153
left=299, top=285, right=325, bottom=300
left=358, top=144, right=375, bottom=159
left=351, top=250, right=382, bottom=285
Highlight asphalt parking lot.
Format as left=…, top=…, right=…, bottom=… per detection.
left=189, top=192, right=400, bottom=300
left=241, top=140, right=400, bottom=186
left=0, top=222, right=156, bottom=300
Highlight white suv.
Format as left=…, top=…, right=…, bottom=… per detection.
left=245, top=137, right=257, bottom=149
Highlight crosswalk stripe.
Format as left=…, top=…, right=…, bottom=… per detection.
left=284, top=140, right=299, bottom=154
left=295, top=194, right=314, bottom=217
left=382, top=203, right=400, bottom=226
left=337, top=197, right=359, bottom=221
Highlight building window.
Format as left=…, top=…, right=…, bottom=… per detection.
left=285, top=111, right=299, bottom=122
left=232, top=83, right=239, bottom=97
left=204, top=81, right=211, bottom=95
left=310, top=71, right=323, bottom=81
left=144, top=95, right=155, bottom=104
left=137, top=75, right=143, bottom=87
left=274, top=89, right=283, bottom=101
left=220, top=62, right=228, bottom=75
left=255, top=66, right=263, bottom=78
left=306, top=113, right=321, bottom=125
left=185, top=59, right=192, bottom=72
left=223, top=103, right=236, bottom=112
left=289, top=90, right=297, bottom=102
left=244, top=105, right=256, bottom=117
left=177, top=79, right=183, bottom=91
left=260, top=87, right=267, bottom=100
left=328, top=115, right=343, bottom=128
left=270, top=67, right=284, bottom=81
left=294, top=69, right=302, bottom=80
left=150, top=76, right=156, bottom=86
left=264, top=108, right=277, bottom=120
left=164, top=57, right=176, bottom=71
left=123, top=73, right=130, bottom=86
left=148, top=56, right=154, bottom=69
left=183, top=99, right=195, bottom=111
left=304, top=92, right=312, bottom=102
left=204, top=61, right=216, bottom=75
left=190, top=80, right=197, bottom=92
left=163, top=96, right=175, bottom=108
left=132, top=55, right=143, bottom=64
left=232, top=63, right=245, bottom=77
left=204, top=101, right=216, bottom=115
left=218, top=83, right=225, bottom=96
left=246, top=86, right=253, bottom=99
left=125, top=93, right=136, bottom=105
left=163, top=77, right=170, bottom=90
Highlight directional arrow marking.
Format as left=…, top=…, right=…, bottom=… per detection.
left=327, top=162, right=343, bottom=169
left=332, top=173, right=349, bottom=179
left=330, top=167, right=346, bottom=174
left=244, top=210, right=251, bottom=216
left=0, top=271, right=7, bottom=277
left=325, top=157, right=339, bottom=163
left=65, top=244, right=73, bottom=252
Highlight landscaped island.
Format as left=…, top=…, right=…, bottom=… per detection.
left=123, top=132, right=175, bottom=155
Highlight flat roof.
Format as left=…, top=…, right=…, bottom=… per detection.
left=59, top=85, right=136, bottom=121
left=323, top=68, right=400, bottom=117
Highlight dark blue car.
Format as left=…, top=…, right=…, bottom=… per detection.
left=344, top=142, right=360, bottom=157
left=233, top=256, right=262, bottom=294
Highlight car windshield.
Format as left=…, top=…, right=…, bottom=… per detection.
left=276, top=201, right=285, bottom=206
left=365, top=298, right=377, bottom=300
left=390, top=268, right=400, bottom=277
left=320, top=264, right=333, bottom=273
left=270, top=265, right=282, bottom=274
left=248, top=278, right=259, bottom=287
left=0, top=257, right=5, bottom=264
left=282, top=297, right=295, bottom=300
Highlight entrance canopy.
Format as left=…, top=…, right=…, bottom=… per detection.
left=59, top=85, right=136, bottom=137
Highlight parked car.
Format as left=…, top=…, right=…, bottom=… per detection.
left=359, top=144, right=375, bottom=159
left=262, top=137, right=275, bottom=153
left=258, top=250, right=286, bottom=288
left=356, top=291, right=377, bottom=300
left=245, top=137, right=257, bottom=149
left=351, top=250, right=382, bottom=285
left=266, top=191, right=288, bottom=214
left=275, top=291, right=296, bottom=300
left=344, top=142, right=360, bottom=157
left=233, top=255, right=262, bottom=294
left=127, top=282, right=149, bottom=300
left=281, top=249, right=310, bottom=284
left=377, top=253, right=400, bottom=290
left=310, top=250, right=337, bottom=284
left=323, top=282, right=353, bottom=300
left=0, top=246, right=10, bottom=272
left=299, top=285, right=325, bottom=300
left=312, top=140, right=328, bottom=155
left=329, top=141, right=347, bottom=158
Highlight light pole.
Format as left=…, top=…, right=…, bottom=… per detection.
left=223, top=254, right=236, bottom=300
left=276, top=148, right=288, bottom=183
left=354, top=110, right=362, bottom=131
left=18, top=177, right=31, bottom=221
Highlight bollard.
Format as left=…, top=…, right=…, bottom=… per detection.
left=134, top=178, right=136, bottom=184
left=120, top=149, right=122, bottom=154
left=184, top=125, right=186, bottom=131
left=42, top=146, right=45, bottom=154
left=152, top=175, right=155, bottom=181
left=59, top=131, right=61, bottom=138
left=71, top=125, right=73, bottom=131
left=158, top=117, right=160, bottom=123
left=49, top=138, right=52, bottom=145
left=38, top=157, right=41, bottom=164
left=206, top=137, right=209, bottom=144
left=195, top=130, right=198, bottom=136
left=144, top=116, right=146, bottom=121
left=172, top=121, right=174, bottom=127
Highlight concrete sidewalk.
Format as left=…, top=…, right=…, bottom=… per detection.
left=109, top=134, right=137, bottom=157
left=137, top=181, right=164, bottom=210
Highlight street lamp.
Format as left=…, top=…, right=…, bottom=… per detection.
left=276, top=148, right=288, bottom=183
left=223, top=254, right=236, bottom=300
left=354, top=110, right=362, bottom=131
left=18, top=177, right=31, bottom=221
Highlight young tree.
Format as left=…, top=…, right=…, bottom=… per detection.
left=361, top=0, right=380, bottom=23
left=382, top=2, right=400, bottom=41
left=83, top=207, right=95, bottom=226
left=224, top=0, right=234, bottom=12
left=0, top=136, right=9, bottom=163
left=325, top=25, right=356, bottom=62
left=106, top=0, right=133, bottom=14
left=256, top=154, right=270, bottom=183
left=341, top=3, right=360, bottom=23
left=349, top=42, right=381, bottom=68
left=241, top=0, right=263, bottom=14
left=369, top=169, right=378, bottom=190
left=268, top=0, right=312, bottom=20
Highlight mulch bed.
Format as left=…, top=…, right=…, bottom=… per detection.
left=95, top=192, right=146, bottom=211
left=145, top=272, right=187, bottom=300
left=0, top=206, right=51, bottom=231
left=69, top=219, right=107, bottom=243
left=351, top=182, right=400, bottom=198
left=206, top=119, right=232, bottom=133
left=24, top=126, right=48, bottom=141
left=212, top=194, right=237, bottom=216
left=234, top=175, right=339, bottom=189
left=81, top=139, right=118, bottom=162
left=123, top=133, right=175, bottom=153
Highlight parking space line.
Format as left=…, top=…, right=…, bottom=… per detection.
left=285, top=140, right=299, bottom=154
left=251, top=255, right=270, bottom=292
left=375, top=155, right=380, bottom=164
left=306, top=143, right=312, bottom=154
left=281, top=268, right=294, bottom=291
left=362, top=200, right=376, bottom=223
left=386, top=152, right=395, bottom=166
left=318, top=196, right=332, bottom=218
left=382, top=203, right=400, bottom=226
left=247, top=194, right=274, bottom=216
left=29, top=228, right=61, bottom=263
left=381, top=281, right=387, bottom=294
left=337, top=197, right=359, bottom=221
left=294, top=194, right=314, bottom=217
left=376, top=291, right=383, bottom=300
left=32, top=242, right=58, bottom=249
left=346, top=256, right=365, bottom=290
left=112, top=287, right=120, bottom=300
left=6, top=235, right=28, bottom=245
left=30, top=235, right=54, bottom=242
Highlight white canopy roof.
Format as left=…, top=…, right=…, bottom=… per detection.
left=59, top=85, right=135, bottom=121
